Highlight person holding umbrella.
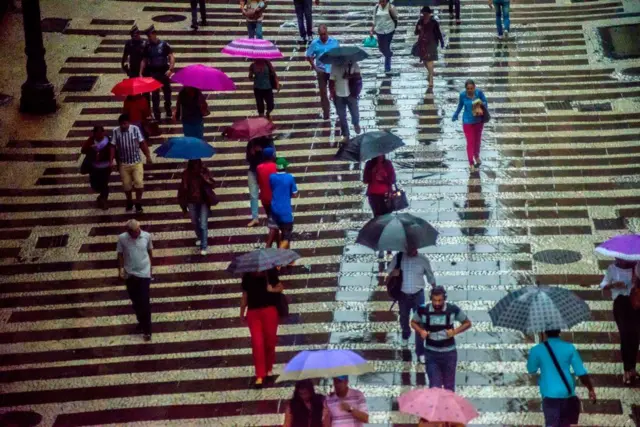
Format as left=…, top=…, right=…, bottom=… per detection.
left=323, top=376, right=369, bottom=426
left=249, top=58, right=280, bottom=120
left=282, top=379, right=325, bottom=427
left=329, top=55, right=363, bottom=143
left=178, top=159, right=216, bottom=256
left=363, top=155, right=395, bottom=217
left=414, top=7, right=445, bottom=90
left=174, top=86, right=208, bottom=139
left=306, top=25, right=340, bottom=120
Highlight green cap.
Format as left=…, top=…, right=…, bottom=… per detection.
left=275, top=157, right=289, bottom=171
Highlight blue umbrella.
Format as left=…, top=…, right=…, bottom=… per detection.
left=154, top=137, right=216, bottom=159
left=318, top=46, right=369, bottom=65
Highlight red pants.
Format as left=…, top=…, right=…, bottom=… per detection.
left=246, top=306, right=279, bottom=378
left=463, top=122, right=484, bottom=165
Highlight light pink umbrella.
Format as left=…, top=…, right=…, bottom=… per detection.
left=171, top=65, right=236, bottom=91
left=221, top=38, right=283, bottom=59
left=398, top=388, right=479, bottom=425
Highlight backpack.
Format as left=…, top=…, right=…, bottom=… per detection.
left=347, top=64, right=362, bottom=98
left=385, top=253, right=403, bottom=305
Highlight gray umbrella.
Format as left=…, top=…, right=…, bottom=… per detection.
left=356, top=213, right=439, bottom=251
left=227, top=248, right=300, bottom=273
left=335, top=130, right=405, bottom=162
left=488, top=286, right=591, bottom=334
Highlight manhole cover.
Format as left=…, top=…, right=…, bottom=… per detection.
left=0, top=93, right=12, bottom=107
left=533, top=249, right=582, bottom=265
left=577, top=102, right=612, bottom=112
left=62, top=76, right=98, bottom=92
left=0, top=411, right=43, bottom=427
left=545, top=100, right=572, bottom=111
left=152, top=14, right=187, bottom=23
left=41, top=18, right=70, bottom=33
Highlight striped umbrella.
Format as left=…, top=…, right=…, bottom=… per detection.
left=221, top=38, right=283, bottom=59
left=226, top=248, right=299, bottom=273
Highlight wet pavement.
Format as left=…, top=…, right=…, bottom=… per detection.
left=1, top=0, right=640, bottom=425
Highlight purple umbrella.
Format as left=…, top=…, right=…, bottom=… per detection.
left=275, top=349, right=373, bottom=383
left=595, top=234, right=640, bottom=260
left=171, top=64, right=236, bottom=91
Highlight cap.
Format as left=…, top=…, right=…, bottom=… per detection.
left=130, top=25, right=140, bottom=35
left=334, top=375, right=349, bottom=381
left=275, top=157, right=289, bottom=171
left=144, top=25, right=156, bottom=34
left=263, top=147, right=275, bottom=159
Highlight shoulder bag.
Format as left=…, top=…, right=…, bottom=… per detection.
left=386, top=184, right=409, bottom=212
left=385, top=252, right=404, bottom=305
left=276, top=292, right=290, bottom=318
left=347, top=64, right=363, bottom=98
left=201, top=177, right=219, bottom=208
left=80, top=154, right=93, bottom=175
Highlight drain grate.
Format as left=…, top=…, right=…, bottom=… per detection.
left=533, top=249, right=582, bottom=265
left=41, top=18, right=70, bottom=33
left=593, top=217, right=627, bottom=230
left=36, top=234, right=69, bottom=249
left=577, top=102, right=612, bottom=112
left=62, top=76, right=98, bottom=92
left=545, top=100, right=572, bottom=110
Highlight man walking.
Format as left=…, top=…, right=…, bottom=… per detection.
left=449, top=0, right=461, bottom=24
left=269, top=157, right=298, bottom=249
left=110, top=114, right=153, bottom=213
left=294, top=0, right=319, bottom=43
left=411, top=286, right=471, bottom=391
left=527, top=330, right=597, bottom=427
left=121, top=25, right=146, bottom=78
left=305, top=25, right=339, bottom=120
left=256, top=147, right=280, bottom=248
left=329, top=60, right=362, bottom=143
left=117, top=220, right=154, bottom=341
left=323, top=376, right=369, bottom=426
left=489, top=0, right=510, bottom=39
left=190, top=0, right=207, bottom=30
left=140, top=25, right=175, bottom=120
left=387, top=248, right=436, bottom=363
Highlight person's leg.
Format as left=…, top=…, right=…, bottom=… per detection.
left=190, top=0, right=198, bottom=26
left=346, top=95, right=360, bottom=133
left=442, top=349, right=458, bottom=391
left=138, top=277, right=152, bottom=336
left=262, top=306, right=279, bottom=375
left=150, top=84, right=161, bottom=119
left=385, top=32, right=394, bottom=72
left=247, top=170, right=260, bottom=222
left=462, top=124, right=475, bottom=166
left=247, top=21, right=256, bottom=39
left=448, top=0, right=454, bottom=19
left=132, top=163, right=144, bottom=209
left=316, top=72, right=330, bottom=120
left=542, top=398, right=562, bottom=427
left=254, top=88, right=265, bottom=116
left=615, top=296, right=636, bottom=375
left=424, top=350, right=444, bottom=389
left=199, top=0, right=207, bottom=23
left=412, top=289, right=426, bottom=356
left=494, top=1, right=503, bottom=36
left=294, top=1, right=306, bottom=39
left=159, top=74, right=172, bottom=117
left=246, top=309, right=267, bottom=378
left=303, top=0, right=313, bottom=38
left=397, top=292, right=412, bottom=343
left=120, top=164, right=134, bottom=210
left=454, top=0, right=461, bottom=21
left=426, top=61, right=434, bottom=87
left=560, top=396, right=581, bottom=427
left=199, top=203, right=209, bottom=250
left=100, top=168, right=111, bottom=201
left=188, top=203, right=203, bottom=243
left=503, top=1, right=511, bottom=33
left=264, top=89, right=275, bottom=119
left=125, top=275, right=143, bottom=326
left=255, top=22, right=263, bottom=39
left=474, top=122, right=484, bottom=161
left=278, top=223, right=293, bottom=249
left=334, top=96, right=349, bottom=140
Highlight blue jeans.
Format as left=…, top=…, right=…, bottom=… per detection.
left=247, top=21, right=263, bottom=39
left=376, top=31, right=394, bottom=72
left=294, top=0, right=313, bottom=39
left=425, top=349, right=457, bottom=391
left=334, top=96, right=359, bottom=140
left=493, top=0, right=510, bottom=36
left=248, top=170, right=260, bottom=219
left=542, top=397, right=580, bottom=427
left=398, top=289, right=425, bottom=356
left=188, top=203, right=209, bottom=250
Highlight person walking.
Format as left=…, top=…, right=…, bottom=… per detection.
left=387, top=247, right=437, bottom=362
left=240, top=0, right=266, bottom=39
left=269, top=157, right=298, bottom=249
left=122, top=94, right=151, bottom=138
left=600, top=258, right=639, bottom=385
left=256, top=147, right=280, bottom=248
left=414, top=7, right=444, bottom=89
left=121, top=25, right=147, bottom=78
left=283, top=379, right=325, bottom=427
left=452, top=79, right=488, bottom=169
left=294, top=0, right=319, bottom=43
left=110, top=114, right=153, bottom=213
left=81, top=126, right=114, bottom=210
left=246, top=136, right=274, bottom=227
left=249, top=59, right=279, bottom=120
left=117, top=219, right=154, bottom=341
left=306, top=25, right=339, bottom=120
left=178, top=159, right=216, bottom=256
left=329, top=60, right=362, bottom=143
left=448, top=0, right=461, bottom=24
left=190, top=0, right=207, bottom=30
left=140, top=25, right=175, bottom=120
left=370, top=0, right=398, bottom=74
left=174, top=86, right=208, bottom=139
left=323, top=376, right=369, bottom=426
left=411, top=286, right=472, bottom=391
left=363, top=155, right=395, bottom=217
left=527, top=330, right=597, bottom=427
left=489, top=0, right=510, bottom=39
left=240, top=267, right=283, bottom=388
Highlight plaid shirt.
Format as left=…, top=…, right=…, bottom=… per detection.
left=386, top=253, right=435, bottom=294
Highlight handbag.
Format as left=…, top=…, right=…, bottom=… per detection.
left=347, top=64, right=362, bottom=98
left=266, top=62, right=279, bottom=91
left=201, top=181, right=219, bottom=207
left=411, top=42, right=420, bottom=58
left=363, top=35, right=378, bottom=48
left=481, top=103, right=491, bottom=123
left=80, top=155, right=93, bottom=175
left=276, top=292, right=289, bottom=318
left=385, top=252, right=404, bottom=305
left=386, top=184, right=409, bottom=212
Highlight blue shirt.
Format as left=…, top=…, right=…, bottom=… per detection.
left=527, top=338, right=588, bottom=398
left=452, top=89, right=488, bottom=124
left=269, top=172, right=298, bottom=223
left=305, top=37, right=339, bottom=74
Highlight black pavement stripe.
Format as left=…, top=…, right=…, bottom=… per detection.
left=0, top=153, right=79, bottom=162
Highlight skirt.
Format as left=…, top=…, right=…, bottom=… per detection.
left=421, top=43, right=438, bottom=62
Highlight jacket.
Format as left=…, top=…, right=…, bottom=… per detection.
left=363, top=158, right=396, bottom=195
left=178, top=167, right=215, bottom=211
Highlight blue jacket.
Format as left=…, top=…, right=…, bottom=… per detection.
left=452, top=89, right=488, bottom=124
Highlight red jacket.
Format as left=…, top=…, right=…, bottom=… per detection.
left=363, top=158, right=395, bottom=195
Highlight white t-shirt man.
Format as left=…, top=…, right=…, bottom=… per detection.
left=330, top=62, right=361, bottom=98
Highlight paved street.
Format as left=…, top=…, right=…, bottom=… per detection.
left=1, top=0, right=640, bottom=425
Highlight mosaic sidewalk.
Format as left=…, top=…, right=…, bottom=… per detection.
left=1, top=0, right=640, bottom=425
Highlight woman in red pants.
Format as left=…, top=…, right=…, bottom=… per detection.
left=452, top=79, right=488, bottom=170
left=240, top=268, right=283, bottom=388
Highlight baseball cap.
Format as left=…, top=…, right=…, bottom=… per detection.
left=263, top=147, right=275, bottom=159
left=275, top=157, right=289, bottom=171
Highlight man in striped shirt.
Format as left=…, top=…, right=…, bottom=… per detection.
left=110, top=114, right=153, bottom=213
left=323, top=376, right=368, bottom=426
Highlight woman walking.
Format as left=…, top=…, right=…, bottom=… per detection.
left=178, top=159, right=216, bottom=256
left=370, top=0, right=398, bottom=74
left=414, top=7, right=444, bottom=89
left=452, top=79, right=488, bottom=169
left=174, top=86, right=208, bottom=139
left=282, top=379, right=325, bottom=427
left=81, top=125, right=114, bottom=210
left=249, top=59, right=279, bottom=120
left=240, top=268, right=283, bottom=388
left=246, top=136, right=274, bottom=227
left=363, top=155, right=395, bottom=217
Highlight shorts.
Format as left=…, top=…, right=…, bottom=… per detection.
left=119, top=162, right=144, bottom=191
left=263, top=203, right=279, bottom=230
left=277, top=221, right=293, bottom=241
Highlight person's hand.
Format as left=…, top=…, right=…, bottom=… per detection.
left=182, top=209, right=189, bottom=216
left=339, top=401, right=351, bottom=412
left=611, top=281, right=628, bottom=289
left=445, top=329, right=456, bottom=338
left=165, top=69, right=174, bottom=77
left=441, top=43, right=445, bottom=49
left=452, top=115, right=458, bottom=122
left=118, top=270, right=126, bottom=280
left=488, top=0, right=493, bottom=8
left=588, top=389, right=596, bottom=403
left=112, top=163, right=119, bottom=172
left=329, top=93, right=334, bottom=101
left=146, top=156, right=153, bottom=164
left=240, top=313, right=246, bottom=322
left=419, top=329, right=429, bottom=340
left=315, top=0, right=320, bottom=5
left=389, top=269, right=400, bottom=277
left=369, top=28, right=374, bottom=36
left=123, top=64, right=129, bottom=73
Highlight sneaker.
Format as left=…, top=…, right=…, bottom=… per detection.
left=143, top=334, right=152, bottom=342
left=497, top=34, right=503, bottom=40
left=504, top=30, right=509, bottom=38
left=134, top=323, right=143, bottom=334
left=125, top=202, right=134, bottom=212
left=401, top=339, right=409, bottom=347
left=418, top=354, right=425, bottom=363
left=195, top=240, right=201, bottom=247
left=200, top=249, right=208, bottom=256
left=247, top=219, right=260, bottom=227
left=200, top=20, right=208, bottom=26
left=135, top=204, right=144, bottom=214
left=298, top=36, right=307, bottom=43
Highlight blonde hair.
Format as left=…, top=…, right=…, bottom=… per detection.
left=126, top=219, right=140, bottom=231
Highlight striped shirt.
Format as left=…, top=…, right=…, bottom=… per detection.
left=324, top=388, right=367, bottom=427
left=111, top=125, right=144, bottom=164
left=412, top=303, right=468, bottom=352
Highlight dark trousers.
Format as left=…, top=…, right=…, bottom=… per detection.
left=368, top=194, right=392, bottom=217
left=316, top=71, right=330, bottom=119
left=254, top=88, right=275, bottom=116
left=294, top=0, right=313, bottom=39
left=542, top=396, right=580, bottom=427
left=449, top=0, right=461, bottom=20
left=425, top=349, right=457, bottom=391
left=190, top=0, right=206, bottom=24
left=613, top=295, right=640, bottom=371
left=89, top=167, right=111, bottom=200
left=126, top=275, right=152, bottom=335
left=398, top=289, right=425, bottom=356
left=376, top=32, right=394, bottom=72
left=148, top=72, right=172, bottom=118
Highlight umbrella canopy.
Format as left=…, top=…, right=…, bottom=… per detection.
left=222, top=117, right=275, bottom=140
left=111, top=77, right=162, bottom=96
left=335, top=130, right=405, bottom=162
left=171, top=65, right=236, bottom=91
left=227, top=248, right=300, bottom=274
left=154, top=137, right=215, bottom=160
left=222, top=38, right=283, bottom=59
left=318, top=46, right=369, bottom=65
left=488, top=286, right=591, bottom=334
left=595, top=234, right=640, bottom=261
left=398, top=388, right=479, bottom=425
left=356, top=213, right=439, bottom=251
left=276, top=350, right=374, bottom=383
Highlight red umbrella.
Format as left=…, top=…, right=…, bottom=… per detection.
left=111, top=77, right=163, bottom=96
left=222, top=117, right=275, bottom=140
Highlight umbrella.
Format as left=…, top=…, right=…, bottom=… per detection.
left=276, top=349, right=374, bottom=383
left=222, top=38, right=283, bottom=59
left=171, top=65, right=236, bottom=91
left=335, top=130, right=405, bottom=162
left=111, top=77, right=162, bottom=96
left=488, top=285, right=591, bottom=334
left=222, top=117, right=275, bottom=140
left=595, top=234, right=640, bottom=261
left=227, top=248, right=300, bottom=274
left=398, top=388, right=479, bottom=425
left=154, top=137, right=215, bottom=160
left=318, top=46, right=370, bottom=65
left=356, top=213, right=439, bottom=251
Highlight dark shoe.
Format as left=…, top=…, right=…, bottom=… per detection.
left=165, top=111, right=172, bottom=119
left=126, top=202, right=134, bottom=212
left=254, top=377, right=264, bottom=389
left=154, top=113, right=161, bottom=121
left=135, top=204, right=144, bottom=214
left=191, top=23, right=198, bottom=30
left=134, top=324, right=143, bottom=334
left=200, top=20, right=208, bottom=26
left=143, top=334, right=152, bottom=342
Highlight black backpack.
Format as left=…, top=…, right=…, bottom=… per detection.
left=386, top=253, right=403, bottom=305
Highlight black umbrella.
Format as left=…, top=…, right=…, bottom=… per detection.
left=335, top=130, right=405, bottom=162
left=356, top=213, right=439, bottom=251
left=318, top=46, right=369, bottom=65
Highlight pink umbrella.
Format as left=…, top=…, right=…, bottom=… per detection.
left=222, top=38, right=283, bottom=59
left=398, top=388, right=478, bottom=425
left=171, top=65, right=236, bottom=91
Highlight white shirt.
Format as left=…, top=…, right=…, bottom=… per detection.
left=117, top=231, right=153, bottom=278
left=600, top=263, right=634, bottom=301
left=386, top=252, right=435, bottom=294
left=330, top=63, right=361, bottom=98
left=373, top=3, right=396, bottom=35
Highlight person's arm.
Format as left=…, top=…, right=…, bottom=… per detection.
left=240, top=291, right=248, bottom=320
left=139, top=58, right=146, bottom=77
left=166, top=43, right=176, bottom=76
left=363, top=161, right=372, bottom=184
left=387, top=161, right=396, bottom=185
left=452, top=93, right=464, bottom=120
left=435, top=21, right=445, bottom=48
left=291, top=177, right=299, bottom=198
left=411, top=317, right=429, bottom=339
left=282, top=405, right=293, bottom=427
left=422, top=256, right=436, bottom=286
left=414, top=20, right=422, bottom=36
left=478, top=89, right=488, bottom=107
left=138, top=129, right=152, bottom=163
left=81, top=136, right=93, bottom=155
left=116, top=239, right=125, bottom=279
left=578, top=374, right=597, bottom=403
left=452, top=318, right=471, bottom=336
left=110, top=130, right=117, bottom=165
left=344, top=404, right=368, bottom=423
left=370, top=7, right=376, bottom=35
left=322, top=401, right=331, bottom=427
left=147, top=235, right=153, bottom=277
left=570, top=348, right=596, bottom=402
left=329, top=69, right=336, bottom=100
left=248, top=63, right=255, bottom=80
left=121, top=44, right=129, bottom=73
left=488, top=0, right=493, bottom=8
left=388, top=5, right=398, bottom=23
left=526, top=347, right=539, bottom=374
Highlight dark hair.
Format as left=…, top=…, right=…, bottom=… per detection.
left=92, top=125, right=105, bottom=134
left=465, top=79, right=476, bottom=89
left=430, top=285, right=447, bottom=299
left=289, top=380, right=324, bottom=427
left=545, top=329, right=561, bottom=338
left=118, top=113, right=130, bottom=123
left=421, top=6, right=433, bottom=14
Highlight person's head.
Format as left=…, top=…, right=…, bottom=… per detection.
left=545, top=329, right=561, bottom=339
left=126, top=219, right=141, bottom=239
left=333, top=376, right=349, bottom=395
left=92, top=125, right=105, bottom=141
left=318, top=24, right=329, bottom=43
left=276, top=157, right=289, bottom=172
left=292, top=379, right=316, bottom=404
left=430, top=286, right=447, bottom=311
left=187, top=159, right=202, bottom=171
left=378, top=0, right=389, bottom=7
left=376, top=154, right=385, bottom=163
left=263, top=147, right=276, bottom=161
left=407, top=247, right=419, bottom=257
left=145, top=25, right=158, bottom=42
left=118, top=113, right=130, bottom=131
left=421, top=6, right=433, bottom=18
left=465, top=79, right=476, bottom=96
left=130, top=25, right=141, bottom=40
